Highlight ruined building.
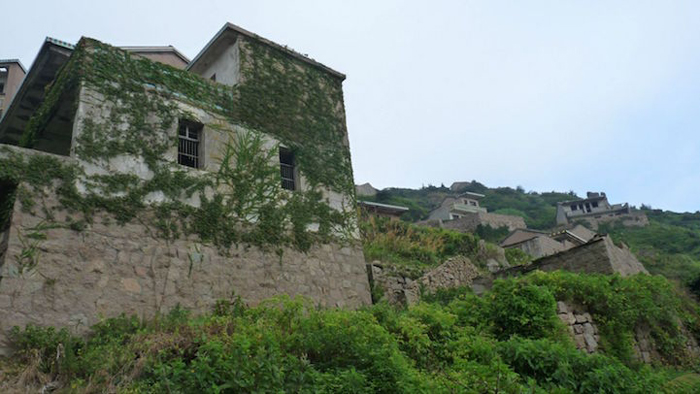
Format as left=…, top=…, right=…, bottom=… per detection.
left=425, top=192, right=526, bottom=232
left=0, top=23, right=371, bottom=354
left=555, top=192, right=648, bottom=229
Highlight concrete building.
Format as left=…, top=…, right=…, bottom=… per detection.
left=424, top=192, right=526, bottom=233
left=0, top=60, right=27, bottom=119
left=358, top=200, right=409, bottom=221
left=428, top=192, right=487, bottom=221
left=0, top=23, right=371, bottom=354
left=556, top=192, right=632, bottom=226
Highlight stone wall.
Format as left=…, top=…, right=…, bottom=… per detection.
left=0, top=189, right=371, bottom=355
left=576, top=211, right=649, bottom=231
left=501, top=236, right=648, bottom=278
left=557, top=301, right=600, bottom=353
left=440, top=212, right=526, bottom=233
left=369, top=256, right=480, bottom=306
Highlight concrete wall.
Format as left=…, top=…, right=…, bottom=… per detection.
left=0, top=185, right=371, bottom=355
left=199, top=39, right=241, bottom=86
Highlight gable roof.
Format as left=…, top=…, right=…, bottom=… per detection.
left=187, top=22, right=345, bottom=80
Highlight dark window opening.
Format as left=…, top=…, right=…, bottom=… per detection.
left=570, top=205, right=578, bottom=211
left=178, top=120, right=203, bottom=168
left=0, top=83, right=4, bottom=94
left=1, top=180, right=18, bottom=231
left=592, top=201, right=599, bottom=208
left=279, top=147, right=296, bottom=191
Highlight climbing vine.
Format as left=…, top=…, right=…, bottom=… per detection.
left=2, top=36, right=357, bottom=253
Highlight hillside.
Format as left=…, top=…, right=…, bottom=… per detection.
left=363, top=182, right=700, bottom=289
left=364, top=182, right=577, bottom=229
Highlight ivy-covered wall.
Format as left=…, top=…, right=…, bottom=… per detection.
left=8, top=36, right=358, bottom=253
left=0, top=34, right=371, bottom=352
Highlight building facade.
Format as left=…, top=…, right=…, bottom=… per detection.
left=555, top=192, right=632, bottom=226
left=0, top=60, right=26, bottom=119
left=0, top=24, right=371, bottom=354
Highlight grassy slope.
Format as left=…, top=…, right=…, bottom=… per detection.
left=2, top=272, right=699, bottom=393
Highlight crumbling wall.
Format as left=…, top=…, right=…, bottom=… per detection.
left=577, top=211, right=649, bottom=230
left=368, top=256, right=480, bottom=306
left=0, top=189, right=371, bottom=355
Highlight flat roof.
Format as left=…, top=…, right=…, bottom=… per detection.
left=358, top=200, right=410, bottom=212
left=0, top=59, right=27, bottom=73
left=188, top=22, right=345, bottom=80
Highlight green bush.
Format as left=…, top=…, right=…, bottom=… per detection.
left=488, top=279, right=560, bottom=340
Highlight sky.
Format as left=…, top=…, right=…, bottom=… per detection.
left=3, top=1, right=700, bottom=213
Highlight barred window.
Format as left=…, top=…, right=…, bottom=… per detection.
left=279, top=147, right=296, bottom=191
left=178, top=120, right=202, bottom=168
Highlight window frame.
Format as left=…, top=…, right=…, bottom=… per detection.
left=177, top=119, right=204, bottom=169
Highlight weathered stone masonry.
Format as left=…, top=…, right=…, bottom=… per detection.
left=0, top=158, right=371, bottom=354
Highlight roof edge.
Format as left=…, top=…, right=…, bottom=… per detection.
left=187, top=22, right=346, bottom=80
left=0, top=59, right=27, bottom=73
left=121, top=46, right=190, bottom=63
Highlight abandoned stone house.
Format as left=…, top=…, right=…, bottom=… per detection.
left=555, top=192, right=648, bottom=229
left=500, top=224, right=596, bottom=259
left=357, top=200, right=409, bottom=221
left=0, top=23, right=372, bottom=354
left=425, top=192, right=526, bottom=232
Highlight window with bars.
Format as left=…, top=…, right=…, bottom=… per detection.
left=279, top=147, right=296, bottom=191
left=178, top=120, right=203, bottom=169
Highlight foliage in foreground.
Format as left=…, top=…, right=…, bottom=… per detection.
left=4, top=271, right=700, bottom=393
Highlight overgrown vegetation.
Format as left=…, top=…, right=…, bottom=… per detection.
left=599, top=208, right=700, bottom=289
left=360, top=216, right=481, bottom=278
left=3, top=271, right=699, bottom=393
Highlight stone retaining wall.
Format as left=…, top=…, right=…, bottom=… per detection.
left=0, top=189, right=371, bottom=355
left=369, top=256, right=480, bottom=306
left=557, top=301, right=600, bottom=353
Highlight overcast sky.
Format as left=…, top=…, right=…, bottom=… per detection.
left=3, top=1, right=700, bottom=212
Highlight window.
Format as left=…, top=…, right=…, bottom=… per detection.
left=178, top=120, right=202, bottom=168
left=592, top=201, right=599, bottom=208
left=0, top=82, right=4, bottom=94
left=279, top=147, right=296, bottom=191
left=571, top=204, right=578, bottom=211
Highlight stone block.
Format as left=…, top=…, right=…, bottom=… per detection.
left=556, top=301, right=568, bottom=314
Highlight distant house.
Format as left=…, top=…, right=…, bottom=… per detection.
left=500, top=224, right=596, bottom=258
left=425, top=192, right=526, bottom=232
left=556, top=192, right=628, bottom=225
left=428, top=192, right=487, bottom=221
left=0, top=59, right=27, bottom=119
left=358, top=200, right=409, bottom=221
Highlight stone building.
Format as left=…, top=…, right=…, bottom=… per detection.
left=497, top=235, right=648, bottom=278
left=500, top=224, right=595, bottom=259
left=424, top=192, right=526, bottom=233
left=0, top=23, right=371, bottom=354
left=555, top=192, right=648, bottom=229
left=0, top=59, right=27, bottom=119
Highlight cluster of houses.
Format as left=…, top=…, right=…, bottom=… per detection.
left=357, top=183, right=648, bottom=276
